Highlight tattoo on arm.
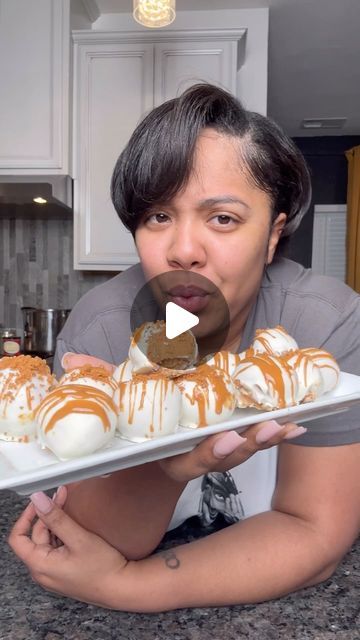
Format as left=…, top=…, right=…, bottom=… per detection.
left=160, top=549, right=180, bottom=569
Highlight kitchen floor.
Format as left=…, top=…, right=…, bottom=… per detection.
left=0, top=489, right=359, bottom=640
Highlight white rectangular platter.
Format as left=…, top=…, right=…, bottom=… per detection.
left=1, top=371, right=360, bottom=495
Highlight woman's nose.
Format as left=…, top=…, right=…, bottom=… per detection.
left=167, top=223, right=206, bottom=270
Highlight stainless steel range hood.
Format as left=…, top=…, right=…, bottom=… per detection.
left=0, top=176, right=73, bottom=217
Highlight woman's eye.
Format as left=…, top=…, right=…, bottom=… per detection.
left=211, top=214, right=237, bottom=226
left=146, top=212, right=170, bottom=224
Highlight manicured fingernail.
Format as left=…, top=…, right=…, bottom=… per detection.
left=213, top=431, right=247, bottom=459
left=284, top=426, right=307, bottom=440
left=256, top=420, right=285, bottom=444
left=30, top=492, right=53, bottom=514
left=61, top=352, right=72, bottom=369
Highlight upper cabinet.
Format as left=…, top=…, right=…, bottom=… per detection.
left=72, top=30, right=245, bottom=271
left=0, top=0, right=70, bottom=175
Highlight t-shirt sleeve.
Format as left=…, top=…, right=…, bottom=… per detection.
left=290, top=294, right=360, bottom=446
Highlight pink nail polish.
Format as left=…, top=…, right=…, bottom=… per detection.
left=30, top=492, right=53, bottom=514
left=284, top=426, right=307, bottom=440
left=213, top=431, right=247, bottom=458
left=256, top=420, right=285, bottom=444
left=61, top=352, right=71, bottom=370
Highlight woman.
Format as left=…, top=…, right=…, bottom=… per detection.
left=9, top=84, right=360, bottom=611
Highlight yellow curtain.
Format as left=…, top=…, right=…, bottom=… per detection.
left=345, top=145, right=360, bottom=292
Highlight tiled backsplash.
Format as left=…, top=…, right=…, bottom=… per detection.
left=0, top=217, right=113, bottom=331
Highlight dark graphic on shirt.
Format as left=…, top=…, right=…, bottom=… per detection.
left=198, top=471, right=245, bottom=527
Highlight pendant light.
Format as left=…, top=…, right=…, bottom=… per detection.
left=133, top=0, right=176, bottom=29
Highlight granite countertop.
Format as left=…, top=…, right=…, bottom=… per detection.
left=0, top=489, right=358, bottom=640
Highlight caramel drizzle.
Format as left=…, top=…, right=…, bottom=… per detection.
left=116, top=360, right=132, bottom=383
left=211, top=352, right=242, bottom=376
left=177, top=364, right=234, bottom=427
left=301, top=348, right=339, bottom=375
left=283, top=351, right=311, bottom=388
left=235, top=354, right=296, bottom=408
left=253, top=325, right=295, bottom=353
left=35, top=384, right=117, bottom=434
left=119, top=376, right=172, bottom=435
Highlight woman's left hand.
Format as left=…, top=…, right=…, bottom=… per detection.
left=8, top=489, right=129, bottom=608
left=159, top=420, right=306, bottom=482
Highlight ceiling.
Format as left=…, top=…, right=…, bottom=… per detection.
left=93, top=0, right=360, bottom=137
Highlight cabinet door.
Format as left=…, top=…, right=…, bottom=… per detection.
left=73, top=41, right=154, bottom=270
left=154, top=39, right=238, bottom=104
left=0, top=0, right=69, bottom=173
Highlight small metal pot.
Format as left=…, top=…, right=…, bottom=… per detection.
left=21, top=307, right=71, bottom=356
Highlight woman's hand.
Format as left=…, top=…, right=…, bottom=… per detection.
left=8, top=489, right=129, bottom=608
left=159, top=421, right=306, bottom=482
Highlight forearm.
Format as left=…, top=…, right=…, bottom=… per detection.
left=109, top=510, right=339, bottom=612
left=65, top=462, right=186, bottom=559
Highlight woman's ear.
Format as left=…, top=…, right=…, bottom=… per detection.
left=266, top=213, right=287, bottom=264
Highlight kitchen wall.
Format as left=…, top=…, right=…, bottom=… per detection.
left=285, top=135, right=360, bottom=267
left=0, top=216, right=112, bottom=331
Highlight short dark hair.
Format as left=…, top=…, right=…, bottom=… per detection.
left=111, top=83, right=311, bottom=247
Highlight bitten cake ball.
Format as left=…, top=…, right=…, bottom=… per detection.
left=36, top=384, right=118, bottom=460
left=0, top=355, right=55, bottom=442
left=129, top=320, right=198, bottom=375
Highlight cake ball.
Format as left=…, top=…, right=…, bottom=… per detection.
left=0, top=355, right=55, bottom=442
left=36, top=384, right=118, bottom=460
left=232, top=353, right=300, bottom=411
left=59, top=364, right=117, bottom=397
left=129, top=320, right=198, bottom=376
left=175, top=364, right=236, bottom=429
left=204, top=351, right=246, bottom=377
left=117, top=373, right=181, bottom=442
left=284, top=350, right=322, bottom=402
left=299, top=348, right=340, bottom=395
left=251, top=325, right=298, bottom=356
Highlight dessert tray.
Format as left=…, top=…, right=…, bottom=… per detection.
left=1, top=371, right=360, bottom=495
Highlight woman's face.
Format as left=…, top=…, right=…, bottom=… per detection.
left=135, top=130, right=286, bottom=348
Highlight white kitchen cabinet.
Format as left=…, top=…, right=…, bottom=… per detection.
left=72, top=30, right=245, bottom=271
left=0, top=0, right=70, bottom=174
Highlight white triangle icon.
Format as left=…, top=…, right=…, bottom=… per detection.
left=165, top=302, right=199, bottom=339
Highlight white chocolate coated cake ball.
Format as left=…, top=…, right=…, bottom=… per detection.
left=251, top=325, right=298, bottom=356
left=232, top=353, right=300, bottom=410
left=59, top=364, right=118, bottom=397
left=175, top=364, right=236, bottom=428
left=0, top=355, right=55, bottom=442
left=117, top=374, right=181, bottom=442
left=36, top=384, right=117, bottom=460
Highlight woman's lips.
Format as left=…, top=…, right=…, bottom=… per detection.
left=168, top=285, right=210, bottom=297
left=168, top=294, right=210, bottom=313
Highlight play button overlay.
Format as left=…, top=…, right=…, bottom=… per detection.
left=130, top=270, right=230, bottom=367
left=165, top=302, right=199, bottom=339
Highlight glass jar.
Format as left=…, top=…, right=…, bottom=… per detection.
left=1, top=328, right=22, bottom=357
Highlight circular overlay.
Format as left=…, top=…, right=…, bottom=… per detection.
left=130, top=271, right=230, bottom=367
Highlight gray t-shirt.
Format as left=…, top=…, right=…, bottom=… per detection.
left=54, top=257, right=360, bottom=448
